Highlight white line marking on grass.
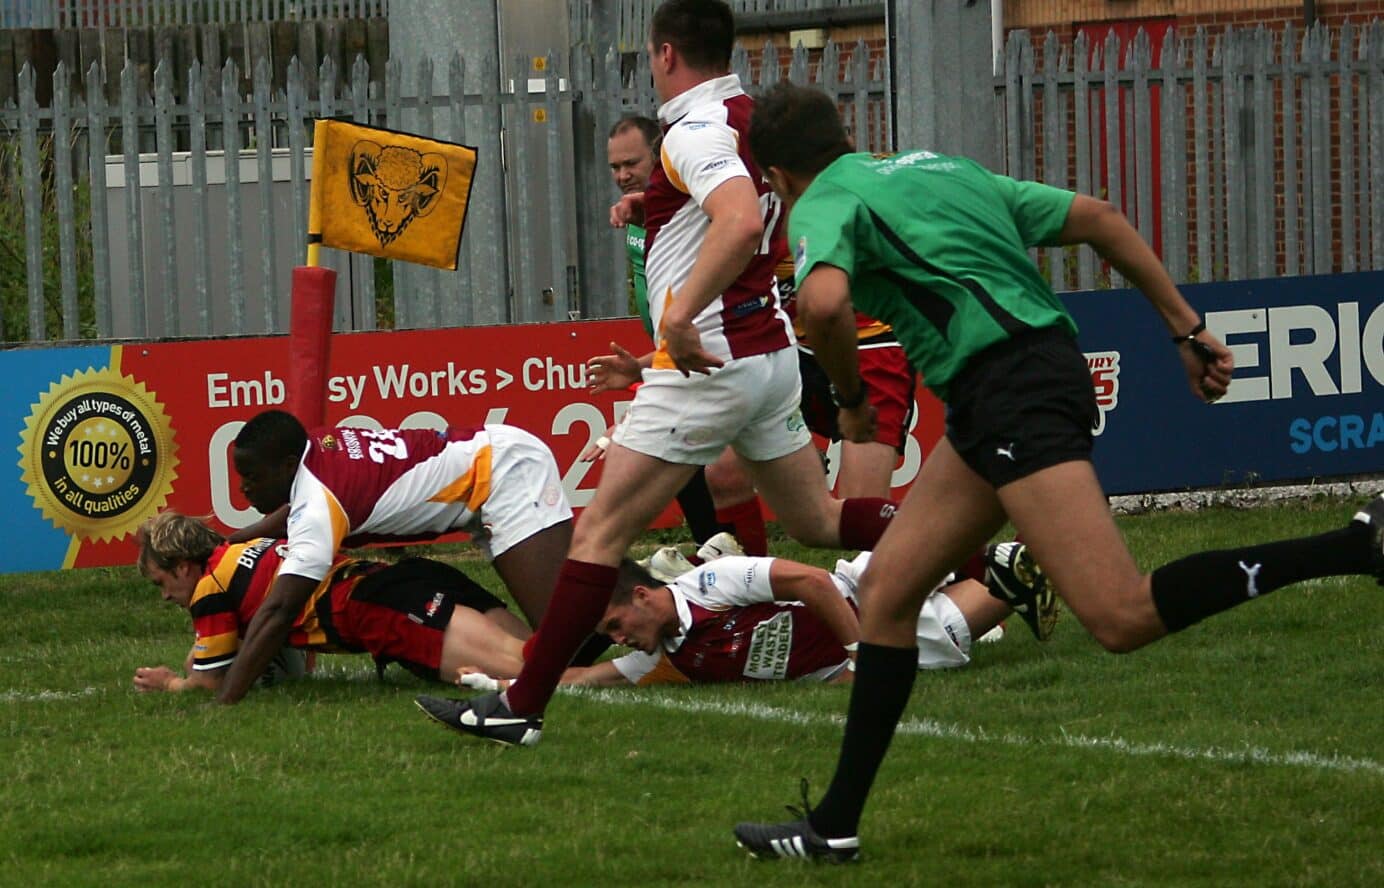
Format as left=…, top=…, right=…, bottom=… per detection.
left=0, top=687, right=98, bottom=703
left=567, top=688, right=1384, bottom=777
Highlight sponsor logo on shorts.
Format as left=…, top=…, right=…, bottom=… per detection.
left=1086, top=351, right=1121, bottom=436
left=683, top=428, right=715, bottom=446
left=786, top=410, right=806, bottom=434
left=424, top=591, right=445, bottom=619
left=879, top=503, right=897, bottom=519
left=542, top=483, right=562, bottom=507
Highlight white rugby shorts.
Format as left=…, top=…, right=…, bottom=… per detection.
left=467, top=425, right=572, bottom=559
left=612, top=347, right=811, bottom=464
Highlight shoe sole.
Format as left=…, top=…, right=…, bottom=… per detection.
left=734, top=837, right=858, bottom=864
left=413, top=699, right=533, bottom=748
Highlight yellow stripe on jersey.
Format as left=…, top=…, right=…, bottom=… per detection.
left=635, top=654, right=692, bottom=685
left=427, top=444, right=493, bottom=512
left=651, top=287, right=678, bottom=370
left=192, top=630, right=239, bottom=666
left=323, top=488, right=350, bottom=554
left=660, top=144, right=689, bottom=194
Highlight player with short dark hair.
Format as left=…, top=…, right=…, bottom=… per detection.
left=215, top=410, right=573, bottom=704
left=133, top=511, right=529, bottom=694
left=731, top=81, right=1384, bottom=862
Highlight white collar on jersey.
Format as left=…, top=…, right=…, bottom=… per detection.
left=661, top=585, right=695, bottom=654
left=658, top=73, right=745, bottom=127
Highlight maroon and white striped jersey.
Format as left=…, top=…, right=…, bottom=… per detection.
left=643, top=74, right=794, bottom=367
left=279, top=425, right=494, bottom=582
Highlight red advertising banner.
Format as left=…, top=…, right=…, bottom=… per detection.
left=5, top=318, right=945, bottom=573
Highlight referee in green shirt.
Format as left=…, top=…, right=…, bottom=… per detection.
left=733, top=81, right=1384, bottom=863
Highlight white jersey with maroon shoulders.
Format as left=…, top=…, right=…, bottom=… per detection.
left=611, top=556, right=854, bottom=685
left=279, top=425, right=498, bottom=581
left=643, top=73, right=794, bottom=367
left=610, top=553, right=976, bottom=683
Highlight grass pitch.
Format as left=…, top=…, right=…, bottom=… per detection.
left=1, top=498, right=1381, bottom=886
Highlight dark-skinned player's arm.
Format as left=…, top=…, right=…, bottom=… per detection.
left=215, top=573, right=315, bottom=704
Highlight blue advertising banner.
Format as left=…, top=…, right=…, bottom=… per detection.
left=1065, top=272, right=1384, bottom=494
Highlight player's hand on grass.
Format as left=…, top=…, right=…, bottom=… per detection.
left=660, top=315, right=724, bottom=376
left=1179, top=331, right=1233, bottom=403
left=133, top=665, right=176, bottom=693
left=610, top=192, right=645, bottom=228
left=587, top=342, right=642, bottom=393
left=456, top=667, right=511, bottom=693
left=837, top=403, right=878, bottom=444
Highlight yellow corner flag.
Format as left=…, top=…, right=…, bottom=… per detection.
left=309, top=119, right=477, bottom=270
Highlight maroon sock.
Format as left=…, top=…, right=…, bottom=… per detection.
left=504, top=559, right=617, bottom=715
left=839, top=497, right=898, bottom=550
left=716, top=499, right=768, bottom=556
left=958, top=549, right=988, bottom=583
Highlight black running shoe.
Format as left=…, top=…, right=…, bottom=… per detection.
left=1352, top=494, right=1384, bottom=585
left=985, top=541, right=1060, bottom=642
left=733, top=780, right=860, bottom=863
left=414, top=692, right=543, bottom=748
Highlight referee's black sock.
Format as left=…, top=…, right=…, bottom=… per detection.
left=808, top=642, right=917, bottom=839
left=1150, top=522, right=1373, bottom=633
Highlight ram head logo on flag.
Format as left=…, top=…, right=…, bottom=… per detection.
left=310, top=119, right=477, bottom=270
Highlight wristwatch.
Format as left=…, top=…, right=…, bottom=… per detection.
left=829, top=378, right=868, bottom=409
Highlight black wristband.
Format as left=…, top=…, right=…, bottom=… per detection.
left=830, top=379, right=868, bottom=409
left=1171, top=320, right=1206, bottom=344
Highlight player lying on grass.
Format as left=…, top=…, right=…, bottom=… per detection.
left=417, top=542, right=1054, bottom=735
left=132, top=511, right=528, bottom=695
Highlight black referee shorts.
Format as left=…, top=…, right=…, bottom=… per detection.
left=945, top=326, right=1097, bottom=488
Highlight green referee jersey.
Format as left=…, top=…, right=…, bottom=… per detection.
left=625, top=222, right=654, bottom=340
left=790, top=151, right=1079, bottom=399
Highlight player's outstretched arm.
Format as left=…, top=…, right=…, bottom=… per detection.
left=225, top=504, right=289, bottom=543
left=133, top=664, right=223, bottom=693
left=1057, top=194, right=1233, bottom=402
left=215, top=574, right=316, bottom=704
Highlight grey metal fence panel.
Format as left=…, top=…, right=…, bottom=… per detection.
left=1252, top=27, right=1273, bottom=280
left=221, top=58, right=244, bottom=334
left=1222, top=30, right=1245, bottom=281
left=1283, top=25, right=1300, bottom=277
left=1372, top=24, right=1384, bottom=269
left=52, top=62, right=79, bottom=339
left=1160, top=28, right=1186, bottom=283
left=155, top=59, right=179, bottom=335
left=85, top=60, right=112, bottom=338
left=121, top=58, right=148, bottom=335
left=1342, top=22, right=1357, bottom=273
left=1, top=0, right=390, bottom=28
left=1132, top=30, right=1154, bottom=252
left=252, top=55, right=279, bottom=331
left=189, top=59, right=212, bottom=334
left=19, top=65, right=44, bottom=339
left=1072, top=31, right=1095, bottom=290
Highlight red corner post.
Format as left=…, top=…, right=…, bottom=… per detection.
left=287, top=266, right=337, bottom=431
left=287, top=265, right=336, bottom=677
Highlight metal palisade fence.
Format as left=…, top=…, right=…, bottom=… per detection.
left=998, top=22, right=1384, bottom=292
left=0, top=33, right=887, bottom=343
left=6, top=21, right=1383, bottom=344
left=0, top=0, right=390, bottom=28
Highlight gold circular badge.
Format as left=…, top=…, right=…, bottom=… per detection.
left=17, top=363, right=179, bottom=542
